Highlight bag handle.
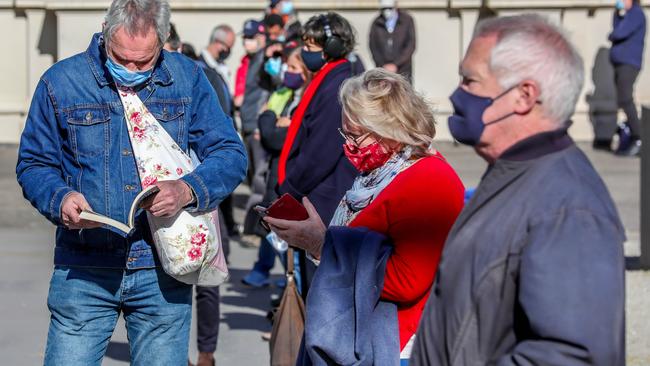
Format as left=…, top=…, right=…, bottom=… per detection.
left=286, top=247, right=295, bottom=279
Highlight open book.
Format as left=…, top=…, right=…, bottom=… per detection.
left=79, top=185, right=160, bottom=235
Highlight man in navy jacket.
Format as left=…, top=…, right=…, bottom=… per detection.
left=609, top=0, right=646, bottom=156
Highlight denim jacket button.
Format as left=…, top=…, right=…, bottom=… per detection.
left=122, top=149, right=132, bottom=156
left=124, top=184, right=136, bottom=191
left=85, top=112, right=92, bottom=121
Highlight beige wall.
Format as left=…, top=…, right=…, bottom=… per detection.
left=2, top=0, right=649, bottom=142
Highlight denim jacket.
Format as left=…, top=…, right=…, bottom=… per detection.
left=16, top=33, right=247, bottom=269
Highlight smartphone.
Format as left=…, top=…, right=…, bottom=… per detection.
left=266, top=194, right=309, bottom=221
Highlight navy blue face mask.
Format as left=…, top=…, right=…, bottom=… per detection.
left=301, top=49, right=326, bottom=72
left=283, top=71, right=305, bottom=90
left=448, top=86, right=518, bottom=146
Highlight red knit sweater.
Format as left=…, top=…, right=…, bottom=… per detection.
left=349, top=154, right=464, bottom=350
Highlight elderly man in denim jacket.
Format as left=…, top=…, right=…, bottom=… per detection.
left=15, top=0, right=246, bottom=364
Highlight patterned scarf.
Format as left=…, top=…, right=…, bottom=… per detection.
left=331, top=146, right=415, bottom=226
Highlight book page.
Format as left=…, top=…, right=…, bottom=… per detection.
left=128, top=185, right=160, bottom=228
left=79, top=210, right=131, bottom=235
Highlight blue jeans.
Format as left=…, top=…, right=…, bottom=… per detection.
left=44, top=266, right=192, bottom=365
left=251, top=237, right=280, bottom=276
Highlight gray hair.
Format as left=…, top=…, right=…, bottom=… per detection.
left=209, top=24, right=235, bottom=45
left=474, top=14, right=584, bottom=125
left=104, top=0, right=171, bottom=47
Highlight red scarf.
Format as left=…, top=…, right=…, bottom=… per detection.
left=277, top=59, right=348, bottom=184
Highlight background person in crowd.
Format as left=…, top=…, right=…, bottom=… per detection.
left=243, top=43, right=309, bottom=288
left=609, top=0, right=646, bottom=156
left=182, top=42, right=198, bottom=58
left=234, top=19, right=267, bottom=109
left=265, top=68, right=465, bottom=364
left=410, top=14, right=625, bottom=366
left=165, top=28, right=234, bottom=366
left=15, top=0, right=247, bottom=364
left=268, top=0, right=302, bottom=42
left=237, top=19, right=269, bottom=138
left=164, top=22, right=182, bottom=52
left=236, top=19, right=270, bottom=204
left=197, top=24, right=239, bottom=238
left=369, top=0, right=416, bottom=81
left=259, top=14, right=287, bottom=91
left=276, top=12, right=363, bottom=296
left=201, top=24, right=236, bottom=86
left=265, top=13, right=286, bottom=42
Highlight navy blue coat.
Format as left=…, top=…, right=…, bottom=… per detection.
left=297, top=226, right=400, bottom=366
left=609, top=3, right=647, bottom=69
left=278, top=62, right=358, bottom=224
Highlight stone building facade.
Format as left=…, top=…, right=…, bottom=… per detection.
left=1, top=0, right=647, bottom=142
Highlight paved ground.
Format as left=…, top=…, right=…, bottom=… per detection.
left=0, top=142, right=648, bottom=365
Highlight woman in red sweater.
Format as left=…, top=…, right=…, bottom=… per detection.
left=265, top=68, right=464, bottom=363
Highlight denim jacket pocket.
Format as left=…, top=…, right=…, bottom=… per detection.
left=148, top=101, right=185, bottom=143
left=65, top=105, right=110, bottom=158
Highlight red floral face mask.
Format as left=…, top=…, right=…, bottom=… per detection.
left=343, top=141, right=393, bottom=173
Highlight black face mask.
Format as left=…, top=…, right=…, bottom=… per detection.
left=217, top=44, right=231, bottom=62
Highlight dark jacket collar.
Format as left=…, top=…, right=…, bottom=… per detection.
left=85, top=32, right=173, bottom=87
left=499, top=127, right=574, bottom=162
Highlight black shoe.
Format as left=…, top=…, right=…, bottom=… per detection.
left=592, top=139, right=612, bottom=152
left=615, top=138, right=641, bottom=157
left=270, top=294, right=281, bottom=308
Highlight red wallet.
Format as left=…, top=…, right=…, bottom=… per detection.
left=265, top=193, right=309, bottom=221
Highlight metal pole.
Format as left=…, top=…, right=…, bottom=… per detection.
left=640, top=106, right=650, bottom=269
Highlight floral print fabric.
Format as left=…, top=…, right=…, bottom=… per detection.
left=119, top=88, right=228, bottom=287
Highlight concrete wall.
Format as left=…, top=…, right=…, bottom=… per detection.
left=2, top=0, right=649, bottom=142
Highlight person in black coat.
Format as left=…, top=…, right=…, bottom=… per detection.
left=277, top=12, right=361, bottom=295
left=166, top=28, right=234, bottom=366
left=241, top=45, right=309, bottom=287
left=369, top=0, right=416, bottom=81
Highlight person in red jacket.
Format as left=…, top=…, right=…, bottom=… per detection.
left=265, top=68, right=464, bottom=363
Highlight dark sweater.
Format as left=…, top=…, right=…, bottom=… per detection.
left=609, top=3, right=647, bottom=69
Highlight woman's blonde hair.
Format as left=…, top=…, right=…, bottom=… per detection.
left=339, top=68, right=436, bottom=157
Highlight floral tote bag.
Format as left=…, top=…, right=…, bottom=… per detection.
left=118, top=87, right=228, bottom=287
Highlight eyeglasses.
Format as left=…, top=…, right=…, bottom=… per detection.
left=338, top=128, right=372, bottom=147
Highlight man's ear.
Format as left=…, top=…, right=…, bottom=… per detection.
left=514, top=79, right=541, bottom=115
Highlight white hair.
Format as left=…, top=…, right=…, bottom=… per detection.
left=209, top=24, right=234, bottom=45
left=474, top=14, right=584, bottom=126
left=103, top=0, right=171, bottom=47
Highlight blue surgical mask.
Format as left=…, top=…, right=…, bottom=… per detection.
left=616, top=0, right=625, bottom=10
left=264, top=57, right=283, bottom=77
left=448, top=86, right=517, bottom=146
left=301, top=49, right=326, bottom=72
left=281, top=1, right=294, bottom=15
left=105, top=56, right=153, bottom=87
